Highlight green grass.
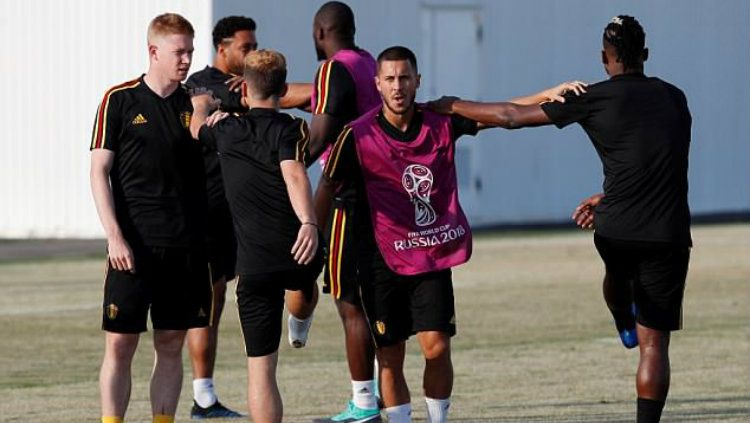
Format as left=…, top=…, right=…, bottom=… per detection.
left=0, top=225, right=748, bottom=422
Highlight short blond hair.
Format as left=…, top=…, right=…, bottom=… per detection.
left=147, top=13, right=194, bottom=43
left=243, top=49, right=287, bottom=99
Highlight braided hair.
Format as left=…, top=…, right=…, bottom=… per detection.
left=603, top=15, right=646, bottom=71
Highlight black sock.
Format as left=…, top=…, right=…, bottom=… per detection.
left=637, top=397, right=665, bottom=423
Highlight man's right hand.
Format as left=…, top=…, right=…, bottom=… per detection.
left=206, top=110, right=230, bottom=127
left=540, top=81, right=587, bottom=103
left=291, top=223, right=318, bottom=265
left=225, top=75, right=243, bottom=93
left=107, top=235, right=135, bottom=272
left=572, top=193, right=604, bottom=229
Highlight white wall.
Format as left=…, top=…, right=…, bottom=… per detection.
left=0, top=0, right=747, bottom=238
left=0, top=0, right=213, bottom=238
left=214, top=0, right=750, bottom=226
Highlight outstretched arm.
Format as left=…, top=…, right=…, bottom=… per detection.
left=280, top=83, right=313, bottom=111
left=428, top=81, right=586, bottom=129
left=430, top=97, right=551, bottom=129
left=510, top=81, right=586, bottom=105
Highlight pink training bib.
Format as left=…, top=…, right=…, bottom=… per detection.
left=350, top=107, right=472, bottom=275
left=311, top=49, right=380, bottom=168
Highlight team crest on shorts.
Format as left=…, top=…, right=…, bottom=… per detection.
left=197, top=307, right=207, bottom=318
left=106, top=303, right=119, bottom=320
left=180, top=111, right=192, bottom=128
left=375, top=320, right=386, bottom=335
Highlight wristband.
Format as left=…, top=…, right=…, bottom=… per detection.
left=302, top=221, right=318, bottom=227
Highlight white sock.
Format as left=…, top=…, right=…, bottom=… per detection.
left=425, top=397, right=450, bottom=423
left=351, top=379, right=378, bottom=410
left=373, top=358, right=380, bottom=397
left=193, top=378, right=217, bottom=408
left=385, top=403, right=412, bottom=423
left=288, top=313, right=313, bottom=347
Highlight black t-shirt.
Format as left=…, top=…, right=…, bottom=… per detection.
left=186, top=66, right=247, bottom=215
left=198, top=108, right=310, bottom=274
left=324, top=107, right=479, bottom=259
left=311, top=56, right=370, bottom=213
left=541, top=73, right=692, bottom=245
left=313, top=60, right=358, bottom=123
left=90, top=76, right=207, bottom=248
left=186, top=66, right=246, bottom=113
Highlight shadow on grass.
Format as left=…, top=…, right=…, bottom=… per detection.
left=458, top=394, right=750, bottom=422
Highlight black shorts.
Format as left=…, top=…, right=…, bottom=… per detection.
left=323, top=201, right=360, bottom=305
left=594, top=234, right=690, bottom=331
left=102, top=246, right=213, bottom=333
left=359, top=255, right=456, bottom=347
left=236, top=253, right=323, bottom=357
left=206, top=207, right=237, bottom=283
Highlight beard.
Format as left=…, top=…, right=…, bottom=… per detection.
left=315, top=42, right=326, bottom=61
left=383, top=95, right=415, bottom=116
left=227, top=59, right=243, bottom=76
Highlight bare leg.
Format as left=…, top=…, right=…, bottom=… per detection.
left=247, top=351, right=282, bottom=423
left=337, top=300, right=376, bottom=382
left=150, top=329, right=187, bottom=416
left=636, top=325, right=671, bottom=400
left=416, top=331, right=452, bottom=399
left=376, top=342, right=410, bottom=407
left=285, top=282, right=318, bottom=319
left=100, top=332, right=140, bottom=418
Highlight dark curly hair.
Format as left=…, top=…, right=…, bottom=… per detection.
left=212, top=16, right=256, bottom=50
left=603, top=15, right=646, bottom=71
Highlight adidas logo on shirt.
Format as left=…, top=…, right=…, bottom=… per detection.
left=132, top=113, right=148, bottom=125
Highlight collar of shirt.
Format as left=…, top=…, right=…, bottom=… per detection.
left=376, top=107, right=424, bottom=142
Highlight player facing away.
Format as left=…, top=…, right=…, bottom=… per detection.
left=190, top=49, right=322, bottom=423
left=184, top=15, right=314, bottom=419
left=318, top=46, right=579, bottom=423
left=573, top=192, right=640, bottom=349
left=90, top=13, right=212, bottom=423
left=183, top=15, right=257, bottom=419
left=307, top=2, right=383, bottom=422
left=429, top=15, right=691, bottom=423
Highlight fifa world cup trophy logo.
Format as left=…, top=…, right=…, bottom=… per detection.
left=402, top=164, right=437, bottom=227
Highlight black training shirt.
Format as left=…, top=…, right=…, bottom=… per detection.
left=199, top=109, right=310, bottom=274
left=324, top=107, right=479, bottom=258
left=313, top=60, right=358, bottom=122
left=90, top=76, right=207, bottom=248
left=541, top=73, right=692, bottom=245
left=186, top=66, right=246, bottom=113
left=186, top=66, right=247, bottom=213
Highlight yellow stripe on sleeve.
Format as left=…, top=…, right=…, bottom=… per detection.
left=295, top=119, right=310, bottom=162
left=323, top=126, right=353, bottom=179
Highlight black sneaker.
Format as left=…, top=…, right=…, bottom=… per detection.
left=190, top=400, right=244, bottom=419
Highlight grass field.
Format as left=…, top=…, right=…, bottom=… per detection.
left=0, top=224, right=748, bottom=422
